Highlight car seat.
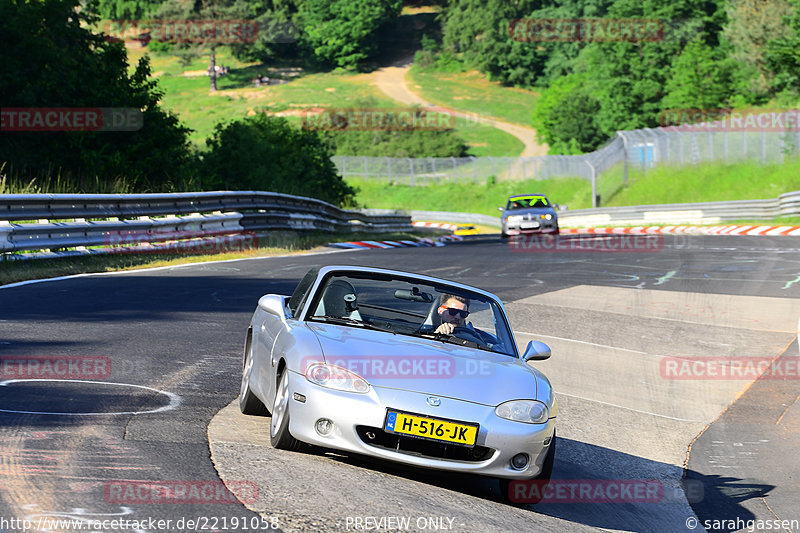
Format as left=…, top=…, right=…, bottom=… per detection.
left=318, top=280, right=362, bottom=320
left=421, top=299, right=443, bottom=330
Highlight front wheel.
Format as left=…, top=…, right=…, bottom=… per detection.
left=499, top=431, right=556, bottom=505
left=239, top=334, right=269, bottom=416
left=270, top=370, right=302, bottom=451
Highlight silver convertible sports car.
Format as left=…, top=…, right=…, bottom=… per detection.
left=239, top=265, right=557, bottom=500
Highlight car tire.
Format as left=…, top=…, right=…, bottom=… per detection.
left=239, top=333, right=269, bottom=416
left=499, top=431, right=556, bottom=505
left=500, top=231, right=508, bottom=240
left=552, top=225, right=560, bottom=235
left=270, top=369, right=302, bottom=451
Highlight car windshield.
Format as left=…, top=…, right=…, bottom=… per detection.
left=306, top=273, right=516, bottom=356
left=507, top=196, right=550, bottom=209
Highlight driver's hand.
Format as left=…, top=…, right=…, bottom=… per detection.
left=435, top=322, right=455, bottom=335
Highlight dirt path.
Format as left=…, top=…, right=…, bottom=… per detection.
left=362, top=57, right=549, bottom=157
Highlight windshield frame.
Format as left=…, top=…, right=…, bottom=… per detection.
left=299, top=268, right=519, bottom=358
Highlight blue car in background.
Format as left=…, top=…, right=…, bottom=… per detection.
left=498, top=194, right=559, bottom=238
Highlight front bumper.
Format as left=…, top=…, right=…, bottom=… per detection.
left=504, top=220, right=558, bottom=235
left=285, top=370, right=555, bottom=479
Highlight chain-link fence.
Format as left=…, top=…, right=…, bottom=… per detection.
left=333, top=110, right=800, bottom=208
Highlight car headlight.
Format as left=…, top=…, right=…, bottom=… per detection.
left=506, top=215, right=523, bottom=222
left=305, top=363, right=370, bottom=394
left=540, top=214, right=553, bottom=220
left=495, top=400, right=549, bottom=424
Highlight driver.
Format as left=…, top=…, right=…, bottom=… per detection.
left=434, top=294, right=471, bottom=335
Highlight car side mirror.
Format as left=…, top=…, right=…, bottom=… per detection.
left=522, top=340, right=551, bottom=361
left=258, top=294, right=290, bottom=321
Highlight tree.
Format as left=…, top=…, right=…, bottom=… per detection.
left=153, top=0, right=254, bottom=91
left=764, top=0, right=800, bottom=96
left=439, top=0, right=613, bottom=87
left=201, top=114, right=357, bottom=207
left=90, top=0, right=166, bottom=19
left=662, top=38, right=737, bottom=111
left=298, top=0, right=402, bottom=69
left=0, top=0, right=192, bottom=189
left=724, top=0, right=796, bottom=96
left=531, top=73, right=605, bottom=154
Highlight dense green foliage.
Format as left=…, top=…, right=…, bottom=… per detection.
left=89, top=0, right=165, bottom=19
left=0, top=0, right=363, bottom=206
left=298, top=0, right=403, bottom=68
left=201, top=114, right=357, bottom=206
left=435, top=0, right=800, bottom=153
left=327, top=130, right=468, bottom=157
left=0, top=0, right=193, bottom=190
left=89, top=0, right=403, bottom=69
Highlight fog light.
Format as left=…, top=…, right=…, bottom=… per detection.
left=543, top=436, right=552, bottom=446
left=511, top=453, right=529, bottom=470
left=315, top=418, right=334, bottom=436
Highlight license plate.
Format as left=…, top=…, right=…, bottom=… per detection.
left=384, top=410, right=479, bottom=447
left=520, top=222, right=540, bottom=229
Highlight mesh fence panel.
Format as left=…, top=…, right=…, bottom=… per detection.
left=333, top=113, right=800, bottom=207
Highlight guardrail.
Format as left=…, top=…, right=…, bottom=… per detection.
left=558, top=190, right=800, bottom=226
left=362, top=209, right=502, bottom=228
left=370, top=190, right=800, bottom=229
left=0, top=191, right=412, bottom=255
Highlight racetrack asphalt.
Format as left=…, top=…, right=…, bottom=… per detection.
left=1, top=234, right=798, bottom=533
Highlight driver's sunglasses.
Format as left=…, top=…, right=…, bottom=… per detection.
left=440, top=306, right=469, bottom=318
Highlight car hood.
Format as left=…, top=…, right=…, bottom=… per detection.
left=306, top=322, right=538, bottom=406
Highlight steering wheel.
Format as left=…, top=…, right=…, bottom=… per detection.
left=452, top=326, right=488, bottom=346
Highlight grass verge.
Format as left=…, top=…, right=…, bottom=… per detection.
left=350, top=156, right=800, bottom=216
left=606, top=157, right=800, bottom=206
left=349, top=176, right=592, bottom=215
left=0, top=230, right=426, bottom=286
left=407, top=66, right=541, bottom=128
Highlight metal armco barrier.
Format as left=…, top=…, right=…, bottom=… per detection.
left=558, top=190, right=800, bottom=227
left=0, top=191, right=411, bottom=255
left=371, top=190, right=800, bottom=229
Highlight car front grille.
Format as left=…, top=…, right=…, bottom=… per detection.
left=356, top=425, right=494, bottom=462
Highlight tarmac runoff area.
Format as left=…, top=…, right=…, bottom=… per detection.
left=208, top=285, right=799, bottom=532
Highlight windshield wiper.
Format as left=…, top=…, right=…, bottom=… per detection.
left=310, top=315, right=396, bottom=334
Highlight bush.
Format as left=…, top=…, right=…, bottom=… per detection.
left=326, top=129, right=468, bottom=158
left=200, top=114, right=357, bottom=207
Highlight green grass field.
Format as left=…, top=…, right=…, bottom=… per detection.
left=350, top=176, right=593, bottom=215
left=607, top=158, right=800, bottom=206
left=349, top=156, right=800, bottom=215
left=407, top=66, right=541, bottom=127
left=126, top=46, right=523, bottom=155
